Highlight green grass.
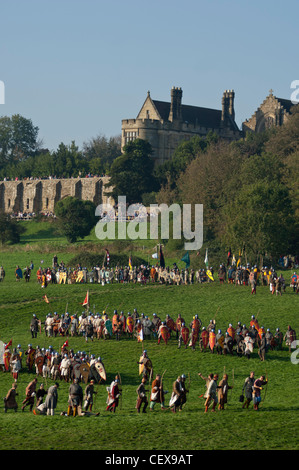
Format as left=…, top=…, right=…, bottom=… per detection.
left=0, top=222, right=298, bottom=450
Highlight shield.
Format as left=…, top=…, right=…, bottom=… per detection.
left=169, top=392, right=178, bottom=407
left=217, top=335, right=225, bottom=349
left=3, top=350, right=11, bottom=371
left=209, top=331, right=216, bottom=351
left=181, top=326, right=190, bottom=345
left=201, top=330, right=209, bottom=349
left=139, top=355, right=144, bottom=375
left=160, top=326, right=170, bottom=345
left=95, top=360, right=106, bottom=381
left=126, top=317, right=134, bottom=333
left=80, top=363, right=90, bottom=384
left=35, top=356, right=44, bottom=375
left=206, top=270, right=214, bottom=281
left=105, top=319, right=112, bottom=336
left=0, top=341, right=5, bottom=365
left=73, top=361, right=81, bottom=379
left=166, top=318, right=176, bottom=331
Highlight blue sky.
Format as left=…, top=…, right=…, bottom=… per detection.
left=0, top=0, right=298, bottom=151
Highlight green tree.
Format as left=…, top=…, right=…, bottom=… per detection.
left=222, top=181, right=296, bottom=259
left=0, top=114, right=39, bottom=166
left=0, top=212, right=25, bottom=245
left=55, top=197, right=97, bottom=243
left=106, top=139, right=158, bottom=204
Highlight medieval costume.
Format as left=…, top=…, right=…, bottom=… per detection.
left=150, top=374, right=166, bottom=410
left=241, top=372, right=255, bottom=409
left=217, top=374, right=232, bottom=410
left=136, top=377, right=148, bottom=413
left=68, top=379, right=83, bottom=416
left=45, top=383, right=59, bottom=415
left=4, top=383, right=18, bottom=412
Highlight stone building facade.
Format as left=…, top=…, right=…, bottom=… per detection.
left=0, top=177, right=112, bottom=214
left=122, top=87, right=242, bottom=165
left=242, top=89, right=294, bottom=133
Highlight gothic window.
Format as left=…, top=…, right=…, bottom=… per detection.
left=125, top=131, right=137, bottom=144
left=265, top=115, right=274, bottom=129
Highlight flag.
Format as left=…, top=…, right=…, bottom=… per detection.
left=204, top=248, right=209, bottom=268
left=82, top=290, right=89, bottom=307
left=129, top=255, right=132, bottom=270
left=227, top=247, right=232, bottom=266
left=159, top=245, right=165, bottom=268
left=181, top=251, right=190, bottom=268
left=43, top=294, right=50, bottom=304
left=105, top=248, right=110, bottom=266
left=5, top=339, right=12, bottom=349
left=151, top=252, right=158, bottom=259
left=237, top=249, right=241, bottom=267
left=137, top=327, right=144, bottom=343
left=61, top=340, right=69, bottom=350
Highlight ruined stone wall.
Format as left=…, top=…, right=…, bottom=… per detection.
left=0, top=176, right=113, bottom=214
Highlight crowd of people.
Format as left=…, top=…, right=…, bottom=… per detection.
left=4, top=257, right=299, bottom=293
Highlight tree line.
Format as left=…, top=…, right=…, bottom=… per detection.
left=0, top=114, right=121, bottom=180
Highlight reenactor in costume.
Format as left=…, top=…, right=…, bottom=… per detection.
left=25, top=344, right=36, bottom=372
left=85, top=320, right=94, bottom=343
left=217, top=374, right=233, bottom=410
left=274, top=328, right=283, bottom=350
left=143, top=316, right=153, bottom=340
left=21, top=377, right=38, bottom=412
left=68, top=378, right=83, bottom=417
left=244, top=333, right=254, bottom=359
left=84, top=380, right=97, bottom=412
left=60, top=353, right=71, bottom=382
left=284, top=325, right=296, bottom=352
left=50, top=352, right=61, bottom=380
left=45, top=313, right=54, bottom=337
left=136, top=376, right=148, bottom=413
left=4, top=383, right=18, bottom=413
left=253, top=375, right=268, bottom=411
left=106, top=378, right=121, bottom=413
left=125, top=312, right=135, bottom=338
left=137, top=350, right=153, bottom=380
left=10, top=352, right=21, bottom=382
left=258, top=333, right=267, bottom=361
left=175, top=314, right=185, bottom=339
left=241, top=371, right=255, bottom=409
left=223, top=332, right=233, bottom=355
left=215, top=329, right=224, bottom=355
left=235, top=332, right=245, bottom=357
left=151, top=313, right=161, bottom=338
left=199, top=373, right=219, bottom=413
left=207, top=319, right=216, bottom=333
left=70, top=314, right=79, bottom=337
left=36, top=383, right=47, bottom=407
left=169, top=375, right=189, bottom=413
left=30, top=314, right=40, bottom=339
left=150, top=374, right=167, bottom=411
left=265, top=328, right=274, bottom=351
left=178, top=322, right=189, bottom=349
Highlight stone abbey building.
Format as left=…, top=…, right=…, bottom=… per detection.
left=0, top=88, right=295, bottom=214
left=122, top=87, right=295, bottom=165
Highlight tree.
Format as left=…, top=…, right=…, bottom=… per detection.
left=221, top=181, right=296, bottom=259
left=105, top=139, right=158, bottom=204
left=0, top=114, right=40, bottom=166
left=0, top=212, right=25, bottom=245
left=82, top=134, right=121, bottom=174
left=55, top=197, right=97, bottom=243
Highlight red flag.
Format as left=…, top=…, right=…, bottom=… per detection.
left=5, top=339, right=12, bottom=349
left=82, top=290, right=89, bottom=307
left=61, top=340, right=69, bottom=350
left=43, top=294, right=50, bottom=304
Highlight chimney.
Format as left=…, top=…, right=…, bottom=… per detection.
left=169, top=86, right=183, bottom=122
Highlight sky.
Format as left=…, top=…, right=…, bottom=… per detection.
left=0, top=0, right=298, bottom=151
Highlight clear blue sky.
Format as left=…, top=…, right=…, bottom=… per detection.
left=0, top=0, right=298, bottom=151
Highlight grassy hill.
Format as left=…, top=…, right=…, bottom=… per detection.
left=0, top=221, right=298, bottom=451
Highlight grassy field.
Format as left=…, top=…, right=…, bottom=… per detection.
left=0, top=222, right=298, bottom=451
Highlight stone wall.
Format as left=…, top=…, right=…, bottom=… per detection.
left=0, top=176, right=113, bottom=214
